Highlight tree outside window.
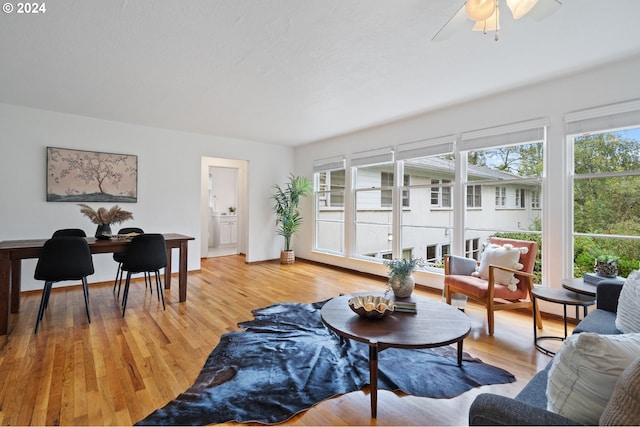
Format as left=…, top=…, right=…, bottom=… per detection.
left=573, top=128, right=640, bottom=278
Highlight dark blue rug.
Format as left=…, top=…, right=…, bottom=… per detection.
left=136, top=300, right=514, bottom=425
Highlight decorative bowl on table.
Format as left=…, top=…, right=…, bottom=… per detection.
left=348, top=295, right=395, bottom=319
left=110, top=232, right=140, bottom=240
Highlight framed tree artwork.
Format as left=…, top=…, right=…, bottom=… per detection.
left=46, top=147, right=138, bottom=202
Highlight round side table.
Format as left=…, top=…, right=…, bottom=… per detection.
left=531, top=287, right=595, bottom=356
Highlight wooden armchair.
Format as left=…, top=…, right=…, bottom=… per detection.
left=444, top=237, right=542, bottom=336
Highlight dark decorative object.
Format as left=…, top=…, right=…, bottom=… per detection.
left=78, top=204, right=133, bottom=240
left=95, top=223, right=112, bottom=240
left=46, top=147, right=138, bottom=202
left=595, top=255, right=619, bottom=278
left=136, top=300, right=515, bottom=426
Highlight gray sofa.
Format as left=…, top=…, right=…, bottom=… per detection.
left=468, top=280, right=624, bottom=426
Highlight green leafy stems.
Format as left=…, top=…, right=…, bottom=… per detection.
left=271, top=174, right=312, bottom=251
left=384, top=257, right=425, bottom=285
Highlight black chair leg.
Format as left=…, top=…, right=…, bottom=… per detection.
left=35, top=281, right=52, bottom=333
left=145, top=272, right=152, bottom=295
left=113, top=263, right=122, bottom=292
left=82, top=277, right=91, bottom=324
left=43, top=280, right=52, bottom=310
left=116, top=267, right=126, bottom=299
left=155, top=270, right=165, bottom=310
left=122, top=273, right=132, bottom=316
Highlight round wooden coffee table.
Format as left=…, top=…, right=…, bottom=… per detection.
left=320, top=293, right=471, bottom=418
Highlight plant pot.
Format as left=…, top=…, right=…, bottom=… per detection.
left=280, top=250, right=295, bottom=264
left=95, top=223, right=112, bottom=240
left=389, top=274, right=415, bottom=298
left=594, top=260, right=618, bottom=277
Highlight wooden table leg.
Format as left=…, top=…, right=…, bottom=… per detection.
left=0, top=252, right=11, bottom=335
left=11, top=259, right=21, bottom=313
left=457, top=340, right=463, bottom=367
left=369, top=340, right=379, bottom=418
left=164, top=246, right=172, bottom=290
left=178, top=240, right=188, bottom=302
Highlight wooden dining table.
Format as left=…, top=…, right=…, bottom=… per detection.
left=0, top=233, right=194, bottom=336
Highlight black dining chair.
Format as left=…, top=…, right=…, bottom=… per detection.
left=52, top=228, right=87, bottom=238
left=33, top=236, right=94, bottom=333
left=112, top=227, right=145, bottom=297
left=120, top=233, right=167, bottom=316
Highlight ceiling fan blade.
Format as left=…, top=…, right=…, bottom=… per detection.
left=432, top=3, right=468, bottom=42
left=526, top=0, right=562, bottom=21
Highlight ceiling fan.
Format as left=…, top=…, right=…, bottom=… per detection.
left=432, top=0, right=562, bottom=42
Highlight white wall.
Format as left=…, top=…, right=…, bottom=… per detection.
left=294, top=53, right=640, bottom=291
left=210, top=167, right=238, bottom=214
left=0, top=104, right=293, bottom=291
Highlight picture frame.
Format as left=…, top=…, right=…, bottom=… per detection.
left=46, top=147, right=138, bottom=202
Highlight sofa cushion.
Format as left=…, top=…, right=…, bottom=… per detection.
left=600, top=357, right=640, bottom=425
left=444, top=274, right=528, bottom=300
left=573, top=309, right=621, bottom=335
left=546, top=332, right=640, bottom=425
left=616, top=269, right=640, bottom=333
left=473, top=243, right=525, bottom=290
left=514, top=361, right=551, bottom=409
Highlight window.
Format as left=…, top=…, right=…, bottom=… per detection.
left=381, top=172, right=410, bottom=207
left=572, top=127, right=640, bottom=278
left=431, top=179, right=451, bottom=208
left=495, top=187, right=507, bottom=208
left=466, top=184, right=482, bottom=208
left=462, top=120, right=545, bottom=282
left=317, top=170, right=345, bottom=208
left=380, top=171, right=393, bottom=207
left=401, top=174, right=410, bottom=207
left=466, top=140, right=543, bottom=239
left=328, top=170, right=345, bottom=207
left=313, top=156, right=346, bottom=254
left=531, top=190, right=540, bottom=209
left=398, top=144, right=455, bottom=269
left=465, top=238, right=480, bottom=260
left=441, top=244, right=451, bottom=260
left=515, top=188, right=525, bottom=208
left=426, top=244, right=437, bottom=263
left=354, top=162, right=395, bottom=260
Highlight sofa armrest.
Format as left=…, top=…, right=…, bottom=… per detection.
left=596, top=279, right=624, bottom=312
left=469, top=394, right=579, bottom=426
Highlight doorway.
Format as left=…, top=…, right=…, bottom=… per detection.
left=200, top=157, right=248, bottom=258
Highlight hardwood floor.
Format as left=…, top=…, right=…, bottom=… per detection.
left=0, top=255, right=567, bottom=426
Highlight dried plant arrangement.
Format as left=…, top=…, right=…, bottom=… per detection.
left=78, top=203, right=133, bottom=225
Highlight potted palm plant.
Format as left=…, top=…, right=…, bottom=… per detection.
left=272, top=174, right=312, bottom=264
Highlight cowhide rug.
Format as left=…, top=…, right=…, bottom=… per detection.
left=136, top=300, right=515, bottom=425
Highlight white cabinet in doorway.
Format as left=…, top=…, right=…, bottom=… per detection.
left=213, top=214, right=237, bottom=247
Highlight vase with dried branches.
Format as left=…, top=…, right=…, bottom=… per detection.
left=78, top=204, right=134, bottom=239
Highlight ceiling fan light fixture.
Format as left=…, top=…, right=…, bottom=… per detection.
left=472, top=5, right=500, bottom=32
left=506, top=0, right=538, bottom=19
left=465, top=0, right=497, bottom=22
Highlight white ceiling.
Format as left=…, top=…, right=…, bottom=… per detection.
left=2, top=0, right=640, bottom=146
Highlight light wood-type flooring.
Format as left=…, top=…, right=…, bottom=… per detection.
left=0, top=255, right=568, bottom=426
